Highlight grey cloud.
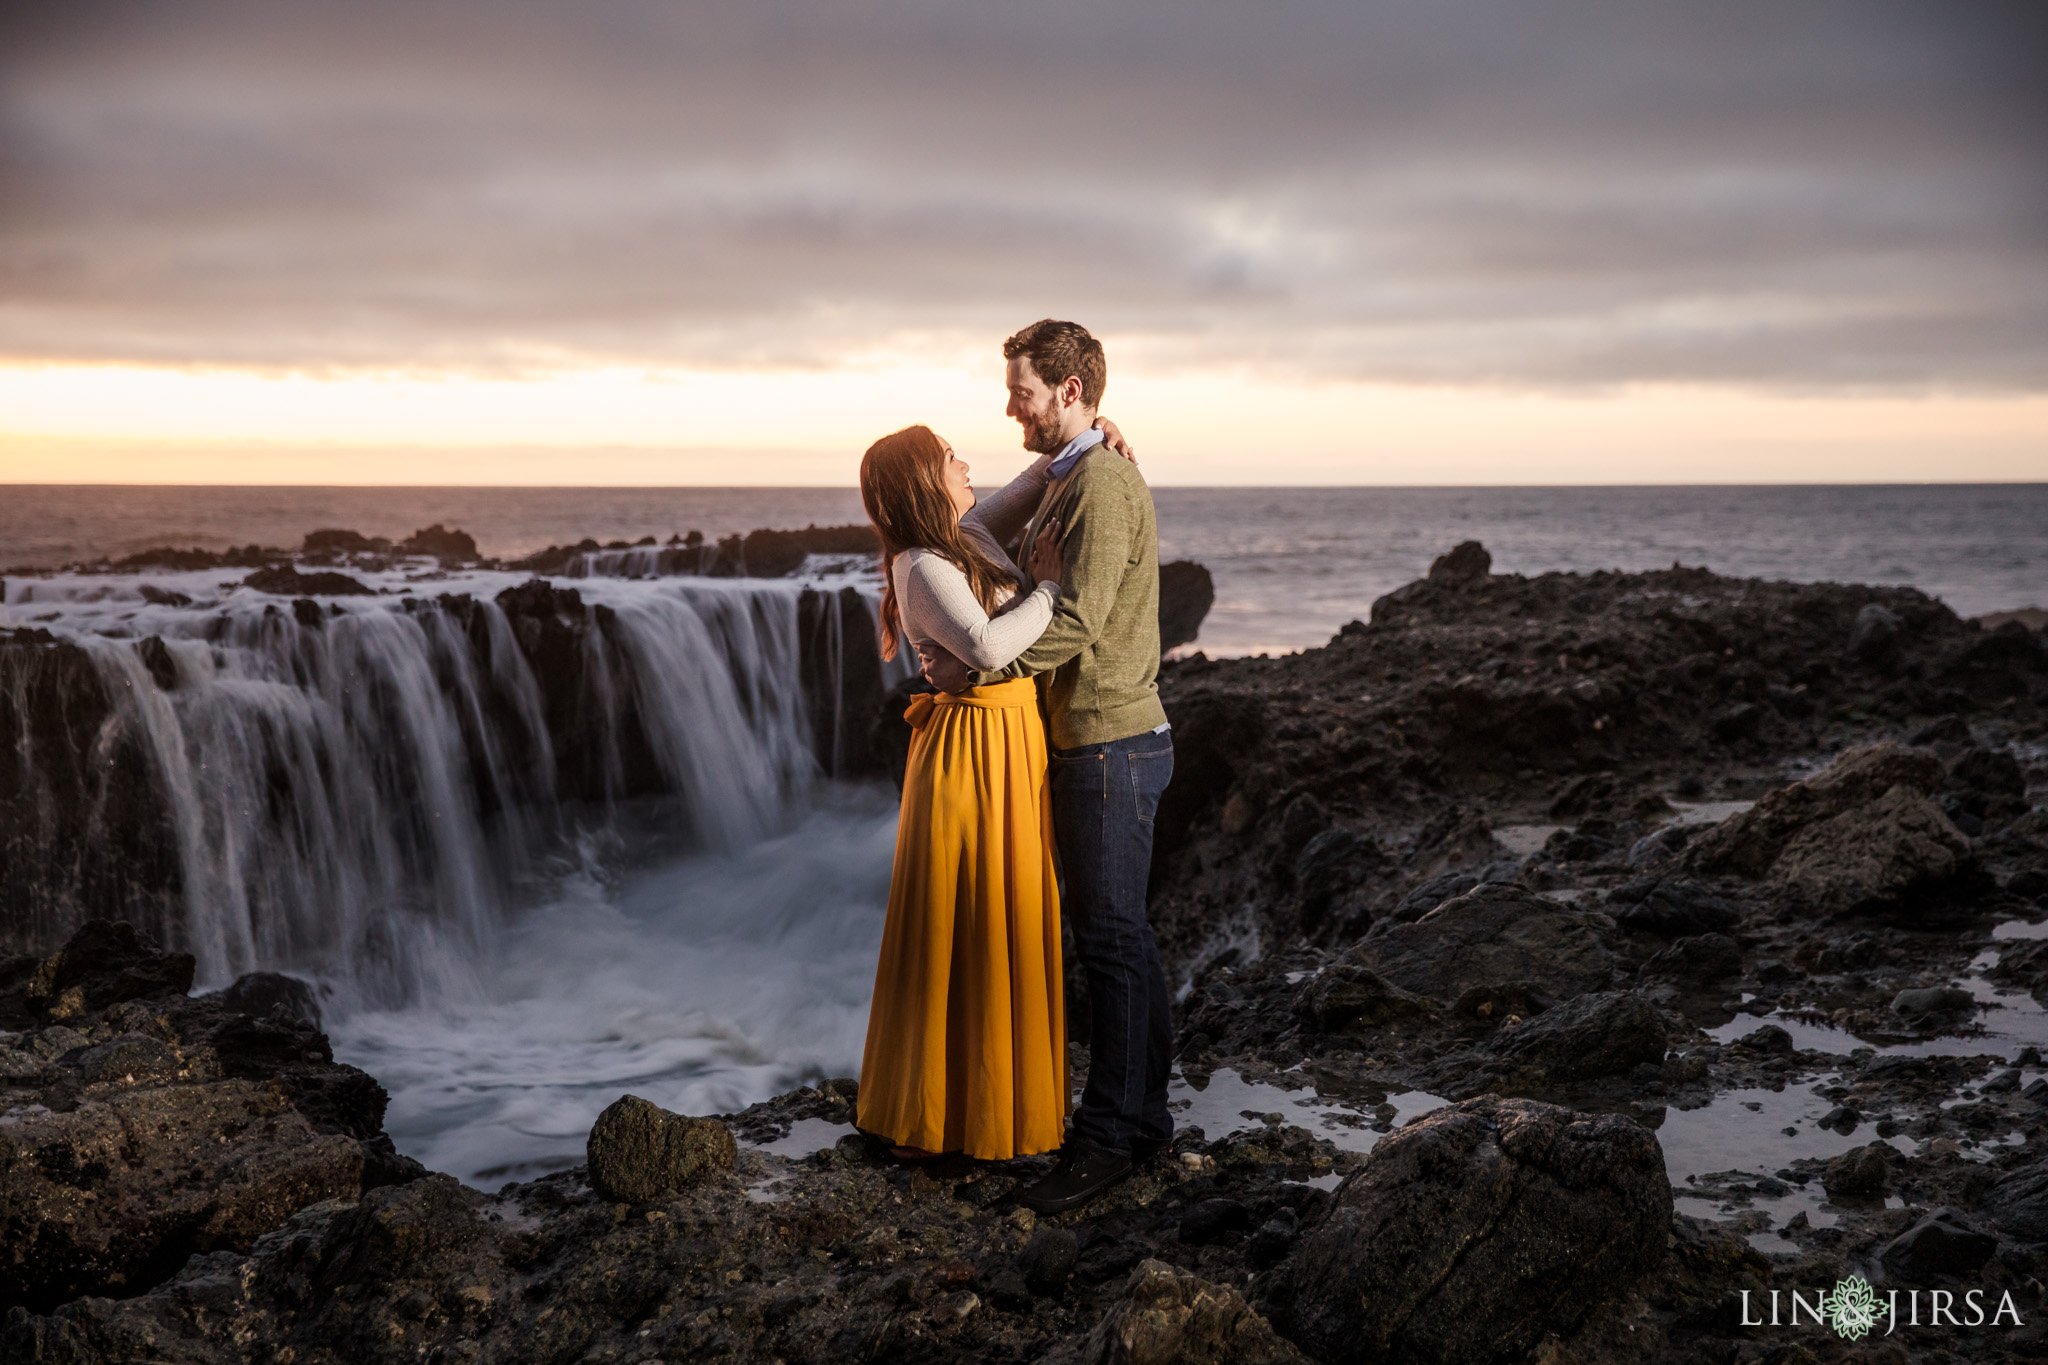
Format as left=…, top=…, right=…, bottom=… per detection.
left=1, top=0, right=2043, bottom=386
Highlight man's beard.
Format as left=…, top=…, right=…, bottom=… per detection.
left=1019, top=403, right=1065, bottom=455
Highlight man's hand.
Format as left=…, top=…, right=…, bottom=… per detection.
left=915, top=641, right=974, bottom=694
left=1094, top=416, right=1137, bottom=463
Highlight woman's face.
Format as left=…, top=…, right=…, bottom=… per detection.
left=940, top=440, right=975, bottom=518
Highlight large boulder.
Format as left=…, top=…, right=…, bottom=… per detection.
left=1159, top=560, right=1216, bottom=654
left=1687, top=744, right=1972, bottom=913
left=1879, top=1207, right=1997, bottom=1281
left=1689, top=743, right=1947, bottom=877
left=212, top=970, right=322, bottom=1028
left=1769, top=784, right=1973, bottom=915
left=586, top=1095, right=736, bottom=1203
left=399, top=523, right=480, bottom=564
left=1069, top=1260, right=1308, bottom=1365
left=1428, top=541, right=1492, bottom=586
left=1284, top=1096, right=1671, bottom=1364
left=1482, top=990, right=1669, bottom=1085
left=1351, top=884, right=1617, bottom=1005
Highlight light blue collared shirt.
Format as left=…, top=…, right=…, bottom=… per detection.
left=1047, top=425, right=1105, bottom=479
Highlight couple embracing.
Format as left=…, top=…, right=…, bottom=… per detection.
left=854, top=319, right=1173, bottom=1216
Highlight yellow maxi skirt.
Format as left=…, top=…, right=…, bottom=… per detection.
left=856, top=677, right=1068, bottom=1159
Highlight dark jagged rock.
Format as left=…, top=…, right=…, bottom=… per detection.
left=1687, top=742, right=1975, bottom=915
left=1065, top=1259, right=1308, bottom=1365
left=507, top=523, right=880, bottom=578
left=1351, top=883, right=1617, bottom=1005
left=1149, top=549, right=2043, bottom=986
left=1159, top=559, right=1216, bottom=653
left=1770, top=784, right=1974, bottom=916
left=241, top=564, right=377, bottom=596
left=1606, top=877, right=1739, bottom=937
left=112, top=545, right=287, bottom=572
left=1691, top=743, right=1948, bottom=876
left=1639, top=932, right=1743, bottom=982
left=0, top=919, right=193, bottom=1022
left=1018, top=1227, right=1080, bottom=1295
left=1292, top=828, right=1383, bottom=930
left=1282, top=1096, right=1671, bottom=1364
left=585, top=1095, right=737, bottom=1203
left=133, top=583, right=191, bottom=608
left=1952, top=744, right=2027, bottom=798
left=399, top=523, right=478, bottom=563
left=1879, top=1207, right=1997, bottom=1280
left=1292, top=964, right=1434, bottom=1033
left=1981, top=1159, right=2048, bottom=1242
left=1849, top=601, right=1903, bottom=663
left=213, top=971, right=322, bottom=1028
left=1428, top=539, right=1491, bottom=585
left=1822, top=1141, right=1894, bottom=1198
left=302, top=527, right=393, bottom=555
left=1481, top=989, right=1668, bottom=1086
left=0, top=922, right=404, bottom=1315
left=1732, top=1023, right=1794, bottom=1053
left=731, top=523, right=879, bottom=578
left=798, top=584, right=889, bottom=777
left=0, top=640, right=183, bottom=952
left=0, top=1078, right=365, bottom=1313
left=134, top=635, right=179, bottom=689
left=1891, top=984, right=1977, bottom=1021
left=1179, top=1197, right=1255, bottom=1244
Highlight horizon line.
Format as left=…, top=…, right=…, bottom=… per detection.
left=4, top=479, right=2046, bottom=491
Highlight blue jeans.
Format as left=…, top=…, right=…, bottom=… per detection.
left=1050, top=728, right=1175, bottom=1156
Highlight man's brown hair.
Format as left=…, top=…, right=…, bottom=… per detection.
left=1003, top=319, right=1106, bottom=410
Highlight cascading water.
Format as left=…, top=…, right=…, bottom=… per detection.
left=2, top=563, right=910, bottom=1183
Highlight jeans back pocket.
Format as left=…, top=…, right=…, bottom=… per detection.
left=1127, top=748, right=1174, bottom=823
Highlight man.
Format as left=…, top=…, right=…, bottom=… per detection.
left=919, top=319, right=1174, bottom=1215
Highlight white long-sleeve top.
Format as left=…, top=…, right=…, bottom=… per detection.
left=891, top=454, right=1057, bottom=672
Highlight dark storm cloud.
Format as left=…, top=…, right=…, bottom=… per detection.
left=2, top=0, right=2044, bottom=385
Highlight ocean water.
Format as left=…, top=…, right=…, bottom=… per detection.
left=4, top=483, right=2043, bottom=656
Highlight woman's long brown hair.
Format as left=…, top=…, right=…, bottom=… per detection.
left=860, top=425, right=1016, bottom=660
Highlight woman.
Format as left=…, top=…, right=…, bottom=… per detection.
left=854, top=421, right=1127, bottom=1161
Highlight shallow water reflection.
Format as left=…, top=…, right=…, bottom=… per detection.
left=1168, top=1066, right=1451, bottom=1155
left=1657, top=1083, right=1915, bottom=1254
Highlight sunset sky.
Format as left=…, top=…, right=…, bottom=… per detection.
left=3, top=1, right=2044, bottom=486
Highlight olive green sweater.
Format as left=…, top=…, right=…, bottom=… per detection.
left=977, top=445, right=1168, bottom=749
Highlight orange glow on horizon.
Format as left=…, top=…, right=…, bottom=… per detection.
left=2, top=360, right=2044, bottom=486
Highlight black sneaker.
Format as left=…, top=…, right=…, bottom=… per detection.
left=1129, top=1129, right=1174, bottom=1165
left=1019, top=1140, right=1133, bottom=1215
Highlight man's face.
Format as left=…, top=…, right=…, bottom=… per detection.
left=1005, top=356, right=1068, bottom=456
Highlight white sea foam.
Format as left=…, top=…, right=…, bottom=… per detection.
left=329, top=788, right=897, bottom=1190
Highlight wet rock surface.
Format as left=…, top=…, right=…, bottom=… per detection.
left=585, top=1095, right=737, bottom=1203
left=0, top=923, right=404, bottom=1315
left=4, top=544, right=2047, bottom=1363
left=1282, top=1096, right=1671, bottom=1364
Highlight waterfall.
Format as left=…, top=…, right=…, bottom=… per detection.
left=565, top=546, right=710, bottom=578
left=1, top=569, right=898, bottom=1009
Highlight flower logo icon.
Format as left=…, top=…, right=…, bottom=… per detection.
left=1822, top=1275, right=1881, bottom=1340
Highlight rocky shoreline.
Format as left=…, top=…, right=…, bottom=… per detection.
left=4, top=541, right=2047, bottom=1363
